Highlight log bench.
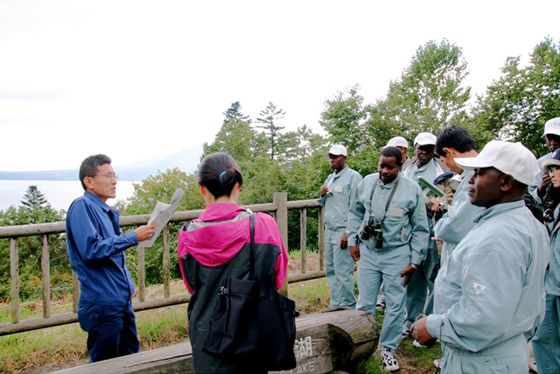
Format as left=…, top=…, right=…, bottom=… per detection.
left=51, top=309, right=377, bottom=374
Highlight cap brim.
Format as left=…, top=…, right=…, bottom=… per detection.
left=415, top=141, right=436, bottom=146
left=455, top=156, right=492, bottom=170
left=543, top=129, right=560, bottom=138
left=542, top=159, right=560, bottom=171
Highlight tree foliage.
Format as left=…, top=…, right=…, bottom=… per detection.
left=367, top=39, right=471, bottom=145
left=0, top=189, right=66, bottom=301
left=256, top=101, right=286, bottom=160
left=320, top=86, right=370, bottom=152
left=203, top=102, right=268, bottom=162
left=473, top=38, right=560, bottom=153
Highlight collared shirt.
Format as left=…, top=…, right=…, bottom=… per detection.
left=66, top=191, right=138, bottom=305
left=546, top=204, right=560, bottom=295
left=403, top=158, right=444, bottom=187
left=434, top=169, right=483, bottom=263
left=346, top=173, right=429, bottom=264
left=318, top=166, right=362, bottom=230
left=427, top=200, right=550, bottom=352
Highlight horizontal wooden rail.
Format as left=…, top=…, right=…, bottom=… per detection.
left=0, top=271, right=326, bottom=335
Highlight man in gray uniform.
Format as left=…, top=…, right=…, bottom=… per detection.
left=319, top=144, right=362, bottom=309
left=347, top=146, right=429, bottom=372
left=403, top=132, right=445, bottom=334
left=412, top=141, right=550, bottom=373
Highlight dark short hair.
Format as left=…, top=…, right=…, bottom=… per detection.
left=79, top=154, right=111, bottom=191
left=381, top=146, right=402, bottom=166
left=197, top=152, right=243, bottom=198
left=435, top=126, right=476, bottom=157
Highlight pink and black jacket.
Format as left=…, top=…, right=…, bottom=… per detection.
left=177, top=203, right=288, bottom=373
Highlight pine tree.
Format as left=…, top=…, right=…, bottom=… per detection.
left=256, top=102, right=286, bottom=160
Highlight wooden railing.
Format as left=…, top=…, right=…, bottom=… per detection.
left=0, top=193, right=324, bottom=336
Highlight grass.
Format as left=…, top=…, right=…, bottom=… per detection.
left=1, top=252, right=441, bottom=373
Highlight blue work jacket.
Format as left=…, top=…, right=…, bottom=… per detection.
left=66, top=192, right=138, bottom=305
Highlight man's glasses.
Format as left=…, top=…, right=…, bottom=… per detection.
left=96, top=173, right=118, bottom=180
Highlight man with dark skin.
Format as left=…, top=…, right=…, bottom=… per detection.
left=319, top=144, right=362, bottom=310
left=410, top=141, right=549, bottom=373
left=347, top=147, right=429, bottom=372
left=530, top=117, right=560, bottom=203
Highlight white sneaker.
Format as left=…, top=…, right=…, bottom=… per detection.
left=380, top=347, right=400, bottom=372
left=412, top=339, right=426, bottom=348
left=433, top=358, right=443, bottom=369
left=402, top=324, right=411, bottom=337
left=376, top=299, right=386, bottom=310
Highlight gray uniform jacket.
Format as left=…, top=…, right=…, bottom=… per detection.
left=427, top=200, right=550, bottom=352
left=318, top=166, right=362, bottom=231
left=347, top=173, right=429, bottom=265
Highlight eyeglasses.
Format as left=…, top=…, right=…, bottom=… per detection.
left=96, top=173, right=119, bottom=180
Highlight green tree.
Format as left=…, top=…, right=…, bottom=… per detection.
left=20, top=185, right=53, bottom=224
left=473, top=38, right=560, bottom=154
left=0, top=193, right=67, bottom=301
left=203, top=102, right=268, bottom=162
left=368, top=39, right=471, bottom=143
left=223, top=101, right=252, bottom=124
left=320, top=86, right=370, bottom=152
left=123, top=168, right=203, bottom=285
left=256, top=101, right=286, bottom=160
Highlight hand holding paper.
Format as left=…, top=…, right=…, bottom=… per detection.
left=138, top=188, right=184, bottom=248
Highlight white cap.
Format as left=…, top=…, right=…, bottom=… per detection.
left=455, top=140, right=539, bottom=186
left=542, top=149, right=560, bottom=171
left=328, top=144, right=347, bottom=156
left=414, top=132, right=437, bottom=146
left=385, top=136, right=409, bottom=149
left=543, top=117, right=560, bottom=137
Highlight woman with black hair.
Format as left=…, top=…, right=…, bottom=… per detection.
left=177, top=152, right=289, bottom=373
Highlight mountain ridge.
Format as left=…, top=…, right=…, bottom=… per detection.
left=0, top=146, right=202, bottom=181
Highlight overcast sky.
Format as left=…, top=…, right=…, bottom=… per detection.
left=1, top=0, right=559, bottom=172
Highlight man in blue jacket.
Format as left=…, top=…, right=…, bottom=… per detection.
left=66, top=154, right=155, bottom=362
left=412, top=141, right=550, bottom=373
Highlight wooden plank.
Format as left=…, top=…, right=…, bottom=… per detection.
left=300, top=208, right=307, bottom=274
left=0, top=294, right=191, bottom=336
left=41, top=234, right=51, bottom=318
left=162, top=226, right=170, bottom=298
left=10, top=238, right=20, bottom=324
left=50, top=309, right=376, bottom=374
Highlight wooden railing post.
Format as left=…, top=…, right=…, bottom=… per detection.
left=9, top=238, right=20, bottom=323
left=138, top=245, right=146, bottom=302
left=41, top=235, right=51, bottom=318
left=300, top=208, right=307, bottom=274
left=318, top=209, right=324, bottom=271
left=273, top=192, right=288, bottom=295
left=162, top=226, right=170, bottom=299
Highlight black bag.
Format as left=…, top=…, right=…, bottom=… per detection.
left=202, top=213, right=298, bottom=371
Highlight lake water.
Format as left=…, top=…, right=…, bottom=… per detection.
left=0, top=180, right=138, bottom=212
